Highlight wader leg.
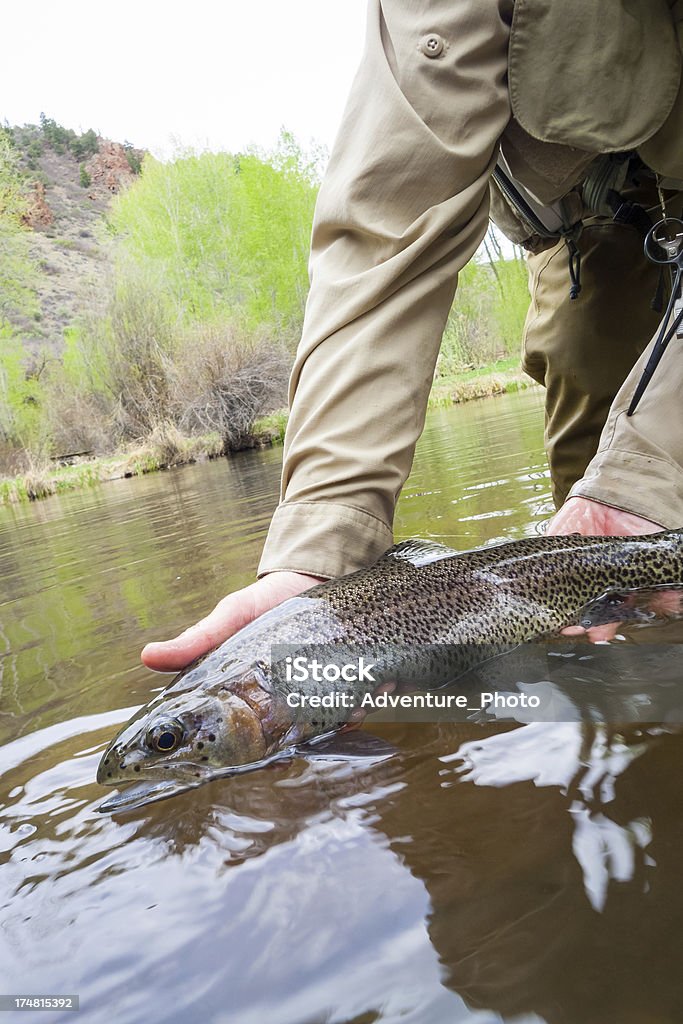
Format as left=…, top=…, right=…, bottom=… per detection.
left=523, top=219, right=664, bottom=508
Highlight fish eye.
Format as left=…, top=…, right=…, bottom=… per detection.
left=146, top=721, right=185, bottom=754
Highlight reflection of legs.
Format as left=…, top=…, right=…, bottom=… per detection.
left=523, top=221, right=663, bottom=508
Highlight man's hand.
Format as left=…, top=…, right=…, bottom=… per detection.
left=547, top=496, right=664, bottom=641
left=546, top=495, right=663, bottom=539
left=141, top=571, right=325, bottom=672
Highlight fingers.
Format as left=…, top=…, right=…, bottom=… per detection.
left=549, top=497, right=663, bottom=645
left=560, top=622, right=622, bottom=643
left=140, top=571, right=325, bottom=672
left=547, top=497, right=663, bottom=537
left=649, top=589, right=683, bottom=617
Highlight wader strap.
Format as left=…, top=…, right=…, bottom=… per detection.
left=605, top=186, right=661, bottom=308
left=492, top=160, right=584, bottom=300
left=491, top=163, right=564, bottom=241
left=493, top=153, right=661, bottom=303
left=607, top=190, right=653, bottom=238
left=566, top=235, right=582, bottom=301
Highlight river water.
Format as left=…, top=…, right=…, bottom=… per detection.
left=2, top=390, right=683, bottom=1024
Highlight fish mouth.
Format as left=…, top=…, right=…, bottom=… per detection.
left=96, top=750, right=298, bottom=813
left=97, top=755, right=230, bottom=812
left=97, top=776, right=203, bottom=813
left=97, top=731, right=399, bottom=814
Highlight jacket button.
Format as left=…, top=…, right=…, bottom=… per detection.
left=420, top=33, right=445, bottom=58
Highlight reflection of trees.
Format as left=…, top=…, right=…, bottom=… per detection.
left=0, top=450, right=284, bottom=744
left=396, top=391, right=549, bottom=545
left=372, top=722, right=683, bottom=1024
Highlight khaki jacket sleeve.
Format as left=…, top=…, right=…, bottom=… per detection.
left=568, top=314, right=683, bottom=529
left=258, top=0, right=512, bottom=579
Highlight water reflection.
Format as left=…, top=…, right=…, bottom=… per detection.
left=1, top=391, right=682, bottom=1023
left=381, top=723, right=683, bottom=1024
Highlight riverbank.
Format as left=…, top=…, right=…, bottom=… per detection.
left=0, top=361, right=536, bottom=505
left=428, top=356, right=536, bottom=407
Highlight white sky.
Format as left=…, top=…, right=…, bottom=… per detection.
left=2, top=2, right=509, bottom=259
left=1, top=0, right=368, bottom=157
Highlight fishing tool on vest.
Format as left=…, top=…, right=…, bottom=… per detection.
left=492, top=152, right=658, bottom=302
left=627, top=217, right=683, bottom=416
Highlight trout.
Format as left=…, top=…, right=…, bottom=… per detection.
left=97, top=532, right=683, bottom=811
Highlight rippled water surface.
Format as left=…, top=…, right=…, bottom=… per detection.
left=2, top=390, right=683, bottom=1024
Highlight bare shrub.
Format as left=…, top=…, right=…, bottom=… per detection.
left=170, top=323, right=290, bottom=449
left=108, top=284, right=177, bottom=438
left=42, top=382, right=115, bottom=455
left=43, top=276, right=291, bottom=460
left=441, top=290, right=501, bottom=372
left=121, top=421, right=225, bottom=476
left=129, top=420, right=190, bottom=470
left=74, top=268, right=179, bottom=441
left=20, top=456, right=53, bottom=500
left=0, top=439, right=30, bottom=475
left=440, top=255, right=522, bottom=373
left=0, top=448, right=52, bottom=498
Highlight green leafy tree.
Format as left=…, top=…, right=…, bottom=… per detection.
left=39, top=113, right=99, bottom=160
left=0, top=128, right=38, bottom=323
left=71, top=128, right=98, bottom=160
left=0, top=327, right=43, bottom=446
left=0, top=127, right=28, bottom=221
left=123, top=141, right=143, bottom=175
left=108, top=131, right=319, bottom=336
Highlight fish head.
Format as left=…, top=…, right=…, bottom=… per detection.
left=97, top=686, right=268, bottom=790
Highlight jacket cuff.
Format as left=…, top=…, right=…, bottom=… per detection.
left=568, top=448, right=683, bottom=529
left=257, top=501, right=393, bottom=579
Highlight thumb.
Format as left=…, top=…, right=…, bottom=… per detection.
left=140, top=587, right=259, bottom=671
left=140, top=572, right=323, bottom=672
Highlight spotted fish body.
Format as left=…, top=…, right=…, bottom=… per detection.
left=97, top=531, right=683, bottom=810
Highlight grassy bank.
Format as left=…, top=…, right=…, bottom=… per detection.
left=0, top=363, right=537, bottom=506
left=428, top=356, right=537, bottom=408
left=0, top=414, right=289, bottom=505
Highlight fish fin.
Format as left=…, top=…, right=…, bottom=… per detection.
left=384, top=538, right=459, bottom=567
left=298, top=730, right=398, bottom=761
left=578, top=584, right=683, bottom=629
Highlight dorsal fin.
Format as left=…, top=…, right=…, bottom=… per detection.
left=383, top=538, right=459, bottom=567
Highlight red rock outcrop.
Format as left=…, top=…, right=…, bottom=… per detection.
left=85, top=140, right=143, bottom=196
left=22, top=180, right=54, bottom=228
